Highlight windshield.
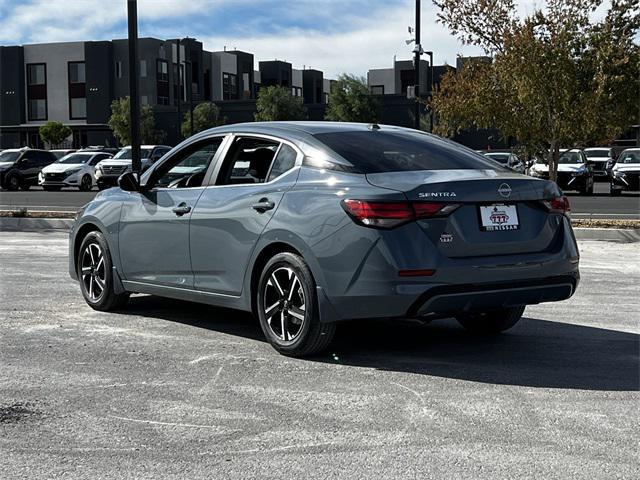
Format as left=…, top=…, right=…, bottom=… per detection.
left=585, top=149, right=611, bottom=158
left=484, top=153, right=510, bottom=164
left=314, top=131, right=503, bottom=173
left=617, top=151, right=640, bottom=164
left=0, top=151, right=20, bottom=163
left=113, top=147, right=153, bottom=160
left=559, top=151, right=584, bottom=164
left=57, top=153, right=92, bottom=164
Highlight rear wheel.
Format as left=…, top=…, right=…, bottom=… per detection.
left=456, top=306, right=525, bottom=334
left=77, top=231, right=129, bottom=311
left=256, top=252, right=335, bottom=357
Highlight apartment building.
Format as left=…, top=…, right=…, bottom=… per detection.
left=367, top=58, right=455, bottom=97
left=1, top=37, right=335, bottom=149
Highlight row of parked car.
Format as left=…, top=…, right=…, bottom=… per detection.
left=478, top=147, right=640, bottom=196
left=0, top=145, right=171, bottom=191
left=1, top=143, right=639, bottom=195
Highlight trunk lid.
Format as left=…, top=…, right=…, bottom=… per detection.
left=366, top=169, right=564, bottom=258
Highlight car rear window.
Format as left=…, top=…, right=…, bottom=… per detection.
left=314, top=131, right=502, bottom=173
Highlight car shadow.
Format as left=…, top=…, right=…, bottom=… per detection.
left=123, top=296, right=639, bottom=392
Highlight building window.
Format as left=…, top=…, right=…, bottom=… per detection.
left=68, top=61, right=86, bottom=119
left=140, top=60, right=147, bottom=78
left=173, top=63, right=184, bottom=105
left=223, top=72, right=238, bottom=100
left=157, top=59, right=169, bottom=81
left=26, top=63, right=47, bottom=121
left=116, top=61, right=122, bottom=79
left=70, top=98, right=87, bottom=118
left=157, top=59, right=170, bottom=105
left=370, top=85, right=385, bottom=95
left=292, top=86, right=302, bottom=97
left=141, top=95, right=149, bottom=105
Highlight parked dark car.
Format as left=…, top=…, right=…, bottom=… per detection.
left=0, top=148, right=57, bottom=190
left=610, top=148, right=640, bottom=195
left=69, top=122, right=580, bottom=357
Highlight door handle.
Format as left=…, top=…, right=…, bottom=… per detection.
left=172, top=203, right=192, bottom=216
left=251, top=198, right=275, bottom=213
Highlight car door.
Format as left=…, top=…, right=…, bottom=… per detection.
left=18, top=151, right=41, bottom=184
left=118, top=137, right=227, bottom=288
left=190, top=135, right=301, bottom=295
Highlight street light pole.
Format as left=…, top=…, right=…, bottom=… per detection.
left=414, top=0, right=421, bottom=130
left=127, top=0, right=141, bottom=175
left=177, top=38, right=182, bottom=140
left=426, top=50, right=433, bottom=132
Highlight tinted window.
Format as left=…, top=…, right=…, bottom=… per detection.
left=0, top=151, right=20, bottom=163
left=585, top=149, right=611, bottom=158
left=268, top=144, right=297, bottom=182
left=314, top=131, right=502, bottom=173
left=484, top=153, right=510, bottom=164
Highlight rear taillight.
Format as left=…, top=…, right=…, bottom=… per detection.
left=543, top=196, right=571, bottom=216
left=342, top=199, right=459, bottom=229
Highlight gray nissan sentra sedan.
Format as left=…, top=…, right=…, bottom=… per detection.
left=69, top=122, right=580, bottom=357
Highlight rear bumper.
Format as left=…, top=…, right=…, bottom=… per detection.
left=408, top=275, right=578, bottom=317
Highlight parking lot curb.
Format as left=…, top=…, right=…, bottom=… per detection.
left=573, top=227, right=640, bottom=243
left=0, top=217, right=74, bottom=231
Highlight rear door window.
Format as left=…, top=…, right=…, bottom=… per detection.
left=217, top=137, right=280, bottom=185
left=314, top=131, right=503, bottom=173
left=267, top=144, right=298, bottom=182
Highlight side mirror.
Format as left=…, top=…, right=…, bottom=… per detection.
left=118, top=171, right=140, bottom=192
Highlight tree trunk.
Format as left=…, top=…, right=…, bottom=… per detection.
left=548, top=140, right=560, bottom=183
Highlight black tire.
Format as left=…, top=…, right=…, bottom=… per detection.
left=20, top=183, right=31, bottom=191
left=43, top=185, right=62, bottom=192
left=456, top=306, right=525, bottom=334
left=5, top=173, right=20, bottom=191
left=77, top=231, right=129, bottom=311
left=256, top=252, right=335, bottom=357
left=79, top=174, right=93, bottom=191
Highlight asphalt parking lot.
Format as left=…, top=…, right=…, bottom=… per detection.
left=0, top=231, right=638, bottom=479
left=1, top=182, right=639, bottom=219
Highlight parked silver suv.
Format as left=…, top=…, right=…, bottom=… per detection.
left=95, top=145, right=171, bottom=190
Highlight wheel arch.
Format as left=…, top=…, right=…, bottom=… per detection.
left=72, top=221, right=106, bottom=274
left=249, top=241, right=304, bottom=315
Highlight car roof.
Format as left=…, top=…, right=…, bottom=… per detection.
left=584, top=147, right=611, bottom=150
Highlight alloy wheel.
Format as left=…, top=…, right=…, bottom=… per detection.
left=81, top=242, right=106, bottom=301
left=263, top=267, right=306, bottom=343
left=81, top=175, right=92, bottom=191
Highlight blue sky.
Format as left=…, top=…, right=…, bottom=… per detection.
left=0, top=0, right=531, bottom=77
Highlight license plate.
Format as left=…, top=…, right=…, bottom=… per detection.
left=479, top=204, right=520, bottom=231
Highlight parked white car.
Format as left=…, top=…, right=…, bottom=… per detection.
left=95, top=145, right=171, bottom=190
left=610, top=148, right=640, bottom=195
left=39, top=151, right=113, bottom=191
left=481, top=151, right=526, bottom=174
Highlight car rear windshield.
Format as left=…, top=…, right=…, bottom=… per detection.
left=314, top=131, right=502, bottom=173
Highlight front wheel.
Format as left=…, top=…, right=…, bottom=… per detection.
left=79, top=174, right=93, bottom=191
left=5, top=173, right=20, bottom=191
left=77, top=231, right=129, bottom=311
left=256, top=252, right=335, bottom=357
left=456, top=306, right=525, bottom=334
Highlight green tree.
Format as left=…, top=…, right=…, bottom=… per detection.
left=325, top=74, right=379, bottom=123
left=432, top=0, right=640, bottom=181
left=39, top=121, right=72, bottom=147
left=107, top=97, right=160, bottom=146
left=255, top=86, right=306, bottom=121
left=182, top=102, right=225, bottom=138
